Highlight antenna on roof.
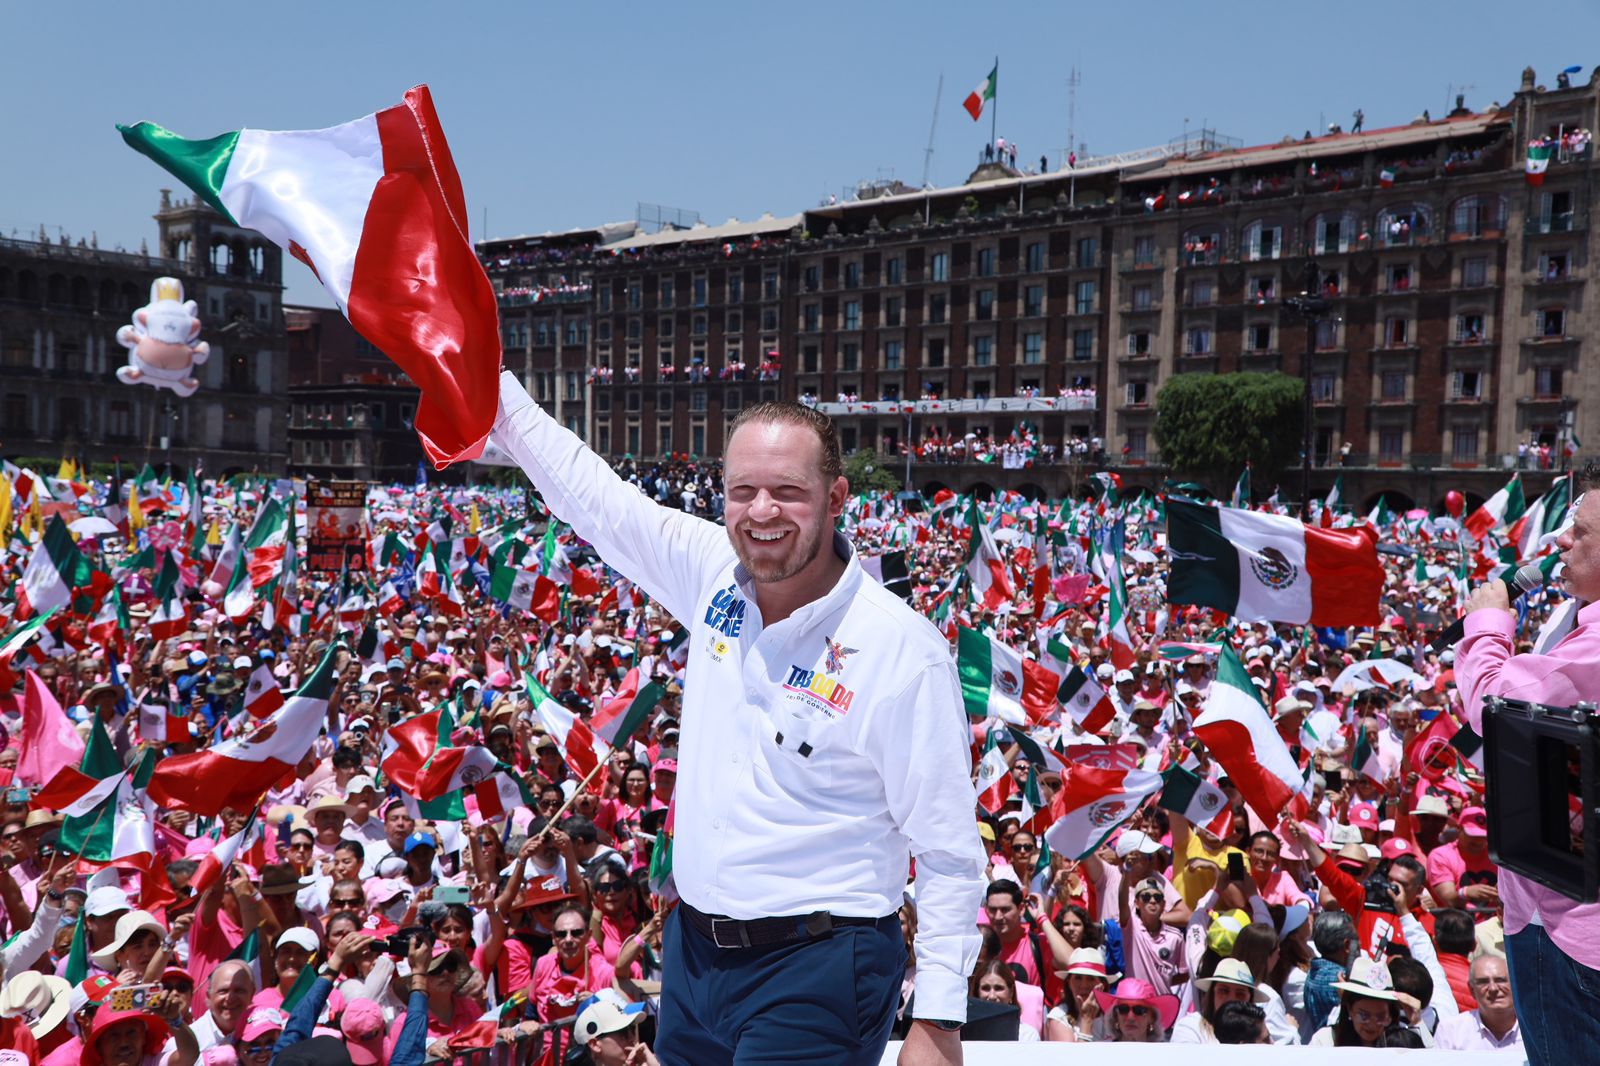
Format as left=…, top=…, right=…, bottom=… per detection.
left=922, top=73, right=943, bottom=188
left=1063, top=65, right=1080, bottom=170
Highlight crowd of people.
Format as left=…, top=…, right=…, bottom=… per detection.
left=0, top=451, right=1578, bottom=1064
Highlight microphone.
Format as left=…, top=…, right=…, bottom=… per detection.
left=1428, top=562, right=1547, bottom=653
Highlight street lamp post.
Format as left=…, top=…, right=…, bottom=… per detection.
left=904, top=407, right=914, bottom=492
left=1285, top=260, right=1330, bottom=520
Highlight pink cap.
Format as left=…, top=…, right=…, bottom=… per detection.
left=1460, top=806, right=1488, bottom=837
left=240, top=1007, right=287, bottom=1043
left=488, top=670, right=512, bottom=688
left=341, top=999, right=386, bottom=1066
left=653, top=759, right=678, bottom=775
left=1380, top=838, right=1415, bottom=860
left=201, top=1048, right=239, bottom=1066
left=1349, top=802, right=1379, bottom=829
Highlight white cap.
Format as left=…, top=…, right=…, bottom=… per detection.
left=345, top=774, right=378, bottom=796
left=84, top=886, right=130, bottom=918
left=1094, top=663, right=1115, bottom=680
left=1114, top=830, right=1161, bottom=858
left=232, top=655, right=254, bottom=670
left=277, top=927, right=321, bottom=953
left=1113, top=669, right=1136, bottom=684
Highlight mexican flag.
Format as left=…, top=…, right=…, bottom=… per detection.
left=1043, top=763, right=1162, bottom=859
left=1464, top=473, right=1527, bottom=542
left=591, top=668, right=665, bottom=747
left=527, top=676, right=610, bottom=782
left=956, top=626, right=1056, bottom=727
left=965, top=500, right=1015, bottom=611
left=1057, top=665, right=1116, bottom=734
left=1191, top=646, right=1306, bottom=822
left=1158, top=765, right=1233, bottom=836
left=148, top=555, right=189, bottom=640
left=17, top=515, right=92, bottom=619
left=1526, top=141, right=1553, bottom=185
left=381, top=708, right=448, bottom=795
left=415, top=744, right=532, bottom=819
left=146, top=644, right=340, bottom=815
left=186, top=811, right=261, bottom=899
left=963, top=62, right=998, bottom=121
left=1166, top=497, right=1383, bottom=626
left=1230, top=466, right=1251, bottom=509
left=1103, top=565, right=1136, bottom=670
left=489, top=564, right=560, bottom=623
left=1351, top=724, right=1386, bottom=783
left=119, top=85, right=500, bottom=467
left=57, top=719, right=151, bottom=865
left=137, top=700, right=192, bottom=746
left=243, top=665, right=285, bottom=720
left=226, top=929, right=264, bottom=989
left=975, top=723, right=1013, bottom=814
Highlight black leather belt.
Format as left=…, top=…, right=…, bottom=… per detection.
left=680, top=902, right=884, bottom=949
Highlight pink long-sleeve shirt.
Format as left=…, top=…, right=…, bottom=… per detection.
left=1456, top=603, right=1600, bottom=969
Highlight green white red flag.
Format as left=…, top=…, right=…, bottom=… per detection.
left=957, top=626, right=1056, bottom=727
left=1191, top=646, right=1308, bottom=821
left=591, top=668, right=665, bottom=747
left=1043, top=763, right=1162, bottom=859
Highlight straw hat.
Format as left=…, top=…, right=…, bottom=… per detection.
left=90, top=910, right=166, bottom=970
left=0, top=971, right=72, bottom=1039
left=1194, top=958, right=1269, bottom=1003
left=1053, top=946, right=1121, bottom=982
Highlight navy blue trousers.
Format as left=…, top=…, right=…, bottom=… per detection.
left=655, top=906, right=902, bottom=1066
left=1507, top=924, right=1600, bottom=1066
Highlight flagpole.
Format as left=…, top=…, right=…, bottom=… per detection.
left=990, top=56, right=999, bottom=157
left=527, top=757, right=610, bottom=830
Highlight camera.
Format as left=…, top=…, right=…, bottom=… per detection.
left=384, top=926, right=434, bottom=957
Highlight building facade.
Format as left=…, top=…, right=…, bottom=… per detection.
left=480, top=67, right=1597, bottom=510
left=0, top=191, right=289, bottom=476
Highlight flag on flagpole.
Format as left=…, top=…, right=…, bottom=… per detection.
left=1191, top=646, right=1307, bottom=822
left=963, top=62, right=998, bottom=121
left=120, top=87, right=500, bottom=466
left=1043, top=764, right=1162, bottom=859
left=590, top=669, right=665, bottom=747
left=1057, top=666, right=1116, bottom=734
left=1158, top=765, right=1233, bottom=837
left=1464, top=474, right=1526, bottom=541
left=964, top=500, right=1015, bottom=610
left=956, top=626, right=1057, bottom=727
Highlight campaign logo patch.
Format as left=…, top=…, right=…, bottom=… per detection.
left=704, top=585, right=746, bottom=638
left=782, top=665, right=857, bottom=715
left=822, top=635, right=858, bottom=675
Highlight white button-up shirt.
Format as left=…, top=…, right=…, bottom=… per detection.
left=493, top=373, right=985, bottom=1020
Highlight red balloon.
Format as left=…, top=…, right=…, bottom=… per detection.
left=1444, top=490, right=1465, bottom=518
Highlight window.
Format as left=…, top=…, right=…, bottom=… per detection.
left=565, top=371, right=580, bottom=401
left=659, top=316, right=673, bottom=338
left=1461, top=257, right=1487, bottom=287
left=843, top=300, right=861, bottom=330
left=627, top=318, right=641, bottom=341
left=627, top=421, right=641, bottom=454
left=598, top=321, right=612, bottom=342
left=627, top=282, right=641, bottom=310
left=658, top=424, right=672, bottom=456
left=802, top=344, right=819, bottom=373
left=1186, top=326, right=1212, bottom=354
left=976, top=289, right=996, bottom=321
left=1381, top=369, right=1407, bottom=399
left=626, top=390, right=642, bottom=412
left=974, top=336, right=993, bottom=366
left=844, top=261, right=861, bottom=289
left=1386, top=264, right=1411, bottom=292
left=1075, top=280, right=1096, bottom=314
left=599, top=285, right=613, bottom=312
left=1539, top=307, right=1566, bottom=337
left=1386, top=317, right=1409, bottom=346
left=1451, top=370, right=1483, bottom=399
left=927, top=337, right=946, bottom=367
left=1452, top=426, right=1479, bottom=462
left=1132, top=235, right=1157, bottom=267
left=1313, top=213, right=1354, bottom=254
left=1539, top=252, right=1569, bottom=281
left=1189, top=278, right=1214, bottom=307
left=727, top=311, right=742, bottom=333
left=885, top=339, right=903, bottom=370
left=1315, top=319, right=1339, bottom=350
left=1311, top=373, right=1336, bottom=401
left=1535, top=365, right=1563, bottom=397
left=691, top=420, right=706, bottom=456
left=1252, top=276, right=1276, bottom=303
left=1023, top=284, right=1044, bottom=316
left=1025, top=242, right=1045, bottom=272
left=660, top=279, right=674, bottom=308
left=929, top=293, right=947, bottom=324
left=803, top=304, right=820, bottom=331
left=885, top=296, right=903, bottom=327
left=1126, top=427, right=1148, bottom=458
left=693, top=276, right=707, bottom=306
left=1379, top=427, right=1406, bottom=461
left=976, top=247, right=996, bottom=277
left=1125, top=381, right=1150, bottom=406
left=1132, top=284, right=1153, bottom=311
left=761, top=308, right=778, bottom=331
left=728, top=274, right=742, bottom=302
left=840, top=342, right=860, bottom=372
left=1076, top=237, right=1098, bottom=268
left=1249, top=323, right=1273, bottom=351
left=1243, top=221, right=1283, bottom=261
left=1377, top=205, right=1430, bottom=247
left=1127, top=331, right=1151, bottom=355
left=1450, top=194, right=1504, bottom=237
left=1022, top=332, right=1043, bottom=364
left=690, top=390, right=707, bottom=412
left=1536, top=189, right=1576, bottom=233
left=803, top=264, right=820, bottom=292
left=763, top=271, right=779, bottom=299
left=930, top=252, right=949, bottom=282
left=1456, top=313, right=1486, bottom=343
left=885, top=257, right=903, bottom=285
left=1073, top=329, right=1094, bottom=360
left=971, top=379, right=992, bottom=400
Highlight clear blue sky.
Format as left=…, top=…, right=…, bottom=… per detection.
left=3, top=2, right=1595, bottom=307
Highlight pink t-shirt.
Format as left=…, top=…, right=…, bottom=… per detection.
left=1255, top=869, right=1311, bottom=908
left=1425, top=841, right=1498, bottom=892
left=531, top=948, right=615, bottom=1023
left=187, top=907, right=246, bottom=992
left=1124, top=916, right=1186, bottom=991
left=996, top=933, right=1041, bottom=987
left=383, top=995, right=483, bottom=1063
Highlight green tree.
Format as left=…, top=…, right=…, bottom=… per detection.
left=1152, top=371, right=1304, bottom=493
left=842, top=448, right=902, bottom=494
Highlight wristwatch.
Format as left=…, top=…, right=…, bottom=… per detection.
left=920, top=1019, right=963, bottom=1032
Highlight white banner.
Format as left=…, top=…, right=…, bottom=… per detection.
left=878, top=1042, right=1515, bottom=1064
left=810, top=396, right=1095, bottom=416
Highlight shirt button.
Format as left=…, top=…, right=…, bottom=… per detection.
left=712, top=817, right=723, bottom=829
left=731, top=752, right=741, bottom=763
left=745, top=688, right=759, bottom=702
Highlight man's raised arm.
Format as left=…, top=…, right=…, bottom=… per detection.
left=491, top=371, right=733, bottom=622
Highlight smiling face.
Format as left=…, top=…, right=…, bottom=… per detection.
left=723, top=419, right=846, bottom=585
left=95, top=1019, right=148, bottom=1066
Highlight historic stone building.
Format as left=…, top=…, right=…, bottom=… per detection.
left=0, top=191, right=289, bottom=476
left=480, top=65, right=1597, bottom=510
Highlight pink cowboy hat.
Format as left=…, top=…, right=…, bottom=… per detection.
left=1094, top=978, right=1179, bottom=1032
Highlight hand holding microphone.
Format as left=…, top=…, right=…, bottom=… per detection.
left=1430, top=562, right=1546, bottom=652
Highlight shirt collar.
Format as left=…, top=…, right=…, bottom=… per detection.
left=733, top=530, right=861, bottom=625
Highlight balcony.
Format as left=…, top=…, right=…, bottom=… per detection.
left=1526, top=213, right=1588, bottom=235
left=1120, top=300, right=1162, bottom=314
left=498, top=286, right=591, bottom=307
left=1118, top=254, right=1163, bottom=273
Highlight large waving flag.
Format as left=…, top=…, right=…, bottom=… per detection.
left=1043, top=763, right=1162, bottom=859
left=17, top=516, right=93, bottom=619
left=957, top=626, right=1057, bottom=727
left=1166, top=497, right=1383, bottom=626
left=591, top=669, right=666, bottom=747
left=527, top=676, right=609, bottom=782
left=119, top=85, right=500, bottom=466
left=147, top=645, right=340, bottom=814
left=1463, top=474, right=1526, bottom=542
left=964, top=500, right=1015, bottom=610
left=17, top=670, right=88, bottom=787
left=1191, top=646, right=1306, bottom=822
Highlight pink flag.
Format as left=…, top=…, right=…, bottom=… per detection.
left=16, top=671, right=86, bottom=786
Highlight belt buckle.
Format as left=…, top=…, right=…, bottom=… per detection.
left=710, top=917, right=750, bottom=949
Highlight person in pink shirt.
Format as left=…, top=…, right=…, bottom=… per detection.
left=982, top=880, right=1043, bottom=987
left=1245, top=831, right=1311, bottom=908
left=1434, top=955, right=1524, bottom=1053
left=531, top=906, right=616, bottom=1024
left=383, top=942, right=483, bottom=1062
left=1424, top=806, right=1499, bottom=916
left=1456, top=486, right=1600, bottom=1065
left=589, top=861, right=647, bottom=971
left=186, top=866, right=259, bottom=994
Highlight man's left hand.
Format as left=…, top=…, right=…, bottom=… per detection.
left=899, top=1021, right=961, bottom=1065
left=1464, top=580, right=1511, bottom=615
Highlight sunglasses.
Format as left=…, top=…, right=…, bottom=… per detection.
left=1011, top=844, right=1036, bottom=854
left=1113, top=1004, right=1153, bottom=1018
left=552, top=929, right=586, bottom=940
left=1136, top=893, right=1164, bottom=904
left=242, top=1041, right=277, bottom=1054
left=331, top=896, right=364, bottom=906
left=593, top=881, right=628, bottom=895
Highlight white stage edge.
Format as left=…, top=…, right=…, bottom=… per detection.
left=877, top=1042, right=1523, bottom=1063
